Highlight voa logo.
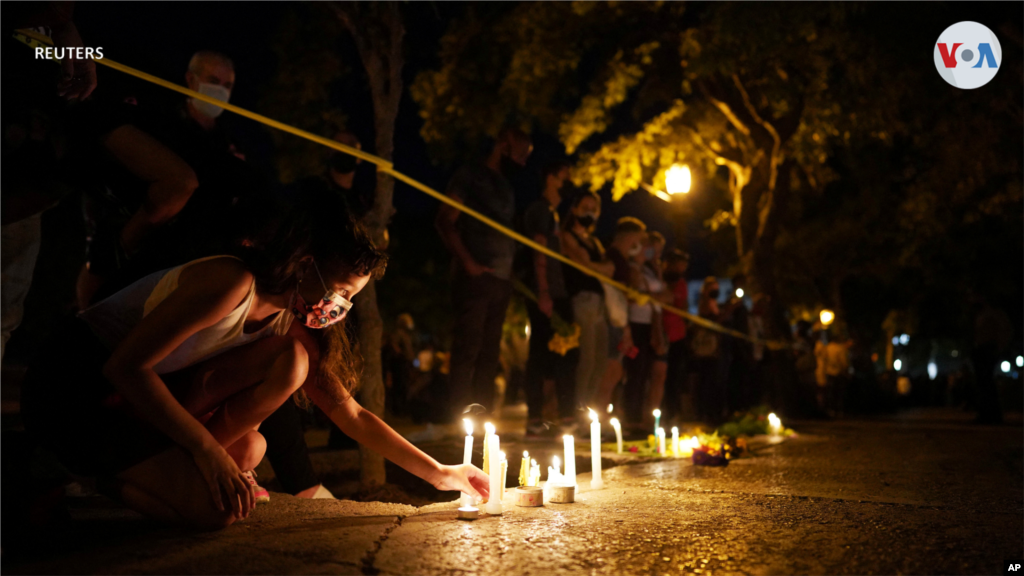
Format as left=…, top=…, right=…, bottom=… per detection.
left=934, top=21, right=1001, bottom=89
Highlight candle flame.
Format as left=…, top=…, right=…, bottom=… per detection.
left=768, top=413, right=782, bottom=428
left=531, top=459, right=537, bottom=466
left=589, top=408, right=598, bottom=422
left=657, top=427, right=665, bottom=436
left=499, top=451, right=506, bottom=461
left=671, top=426, right=679, bottom=434
left=610, top=417, right=620, bottom=428
left=463, top=418, right=473, bottom=436
left=563, top=434, right=573, bottom=441
left=553, top=455, right=560, bottom=468
left=523, top=450, right=529, bottom=459
left=484, top=422, right=495, bottom=435
left=653, top=408, right=662, bottom=418
left=607, top=403, right=613, bottom=413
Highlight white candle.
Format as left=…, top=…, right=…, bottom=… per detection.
left=485, top=434, right=502, bottom=515
left=610, top=418, right=623, bottom=454
left=499, top=451, right=507, bottom=500
left=653, top=409, right=661, bottom=437
left=529, top=459, right=540, bottom=486
left=671, top=426, right=679, bottom=457
left=768, top=413, right=783, bottom=437
left=657, top=427, right=666, bottom=456
left=461, top=419, right=474, bottom=506
left=589, top=409, right=604, bottom=490
left=563, top=435, right=576, bottom=487
left=549, top=455, right=561, bottom=484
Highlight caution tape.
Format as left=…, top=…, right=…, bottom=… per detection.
left=14, top=29, right=789, bottom=350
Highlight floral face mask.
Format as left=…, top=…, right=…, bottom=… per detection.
left=292, top=260, right=353, bottom=329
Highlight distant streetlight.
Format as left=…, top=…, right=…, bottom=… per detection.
left=894, top=359, right=902, bottom=371
left=735, top=288, right=745, bottom=298
left=819, top=309, right=835, bottom=327
left=643, top=163, right=692, bottom=202
left=892, top=336, right=900, bottom=346
left=899, top=334, right=909, bottom=345
left=927, top=361, right=937, bottom=380
left=1001, top=361, right=1011, bottom=373
left=1017, top=355, right=1023, bottom=368
left=665, top=164, right=692, bottom=195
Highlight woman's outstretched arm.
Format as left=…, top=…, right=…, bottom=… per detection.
left=290, top=323, right=489, bottom=499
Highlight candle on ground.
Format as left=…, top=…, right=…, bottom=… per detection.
left=485, top=434, right=502, bottom=515
left=610, top=418, right=623, bottom=454
left=768, top=413, right=783, bottom=437
left=589, top=409, right=604, bottom=489
left=518, top=451, right=529, bottom=487
left=499, top=452, right=508, bottom=500
left=657, top=427, right=666, bottom=455
left=563, top=435, right=577, bottom=487
left=653, top=409, right=661, bottom=437
left=529, top=459, right=540, bottom=486
left=461, top=419, right=474, bottom=506
left=671, top=426, right=680, bottom=457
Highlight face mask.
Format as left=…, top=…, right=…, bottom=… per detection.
left=191, top=82, right=231, bottom=119
left=292, top=260, right=354, bottom=329
left=708, top=289, right=720, bottom=299
left=330, top=152, right=358, bottom=174
left=577, top=214, right=596, bottom=229
left=627, top=243, right=643, bottom=257
left=644, top=247, right=656, bottom=260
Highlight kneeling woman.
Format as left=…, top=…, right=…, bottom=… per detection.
left=22, top=192, right=488, bottom=530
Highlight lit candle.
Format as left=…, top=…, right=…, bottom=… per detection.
left=499, top=451, right=508, bottom=500
left=610, top=418, right=623, bottom=454
left=485, top=434, right=502, bottom=515
left=589, top=409, right=604, bottom=490
left=461, top=419, right=474, bottom=506
left=607, top=404, right=614, bottom=414
left=768, top=413, right=783, bottom=437
left=671, top=426, right=680, bottom=457
left=518, top=451, right=529, bottom=487
left=653, top=409, right=661, bottom=437
left=563, top=435, right=576, bottom=487
left=482, top=422, right=495, bottom=500
left=657, top=427, right=666, bottom=455
left=529, top=459, right=540, bottom=486
left=548, top=455, right=562, bottom=486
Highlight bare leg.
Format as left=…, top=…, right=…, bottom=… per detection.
left=114, top=336, right=306, bottom=529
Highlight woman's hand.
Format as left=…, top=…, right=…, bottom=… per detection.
left=191, top=443, right=255, bottom=520
left=431, top=464, right=490, bottom=501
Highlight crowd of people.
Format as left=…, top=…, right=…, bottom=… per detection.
left=431, top=129, right=773, bottom=439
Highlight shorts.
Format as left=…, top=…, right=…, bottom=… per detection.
left=21, top=317, right=175, bottom=478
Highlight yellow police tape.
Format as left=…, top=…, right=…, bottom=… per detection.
left=15, top=28, right=788, bottom=350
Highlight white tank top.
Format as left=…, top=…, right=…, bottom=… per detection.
left=79, top=255, right=294, bottom=374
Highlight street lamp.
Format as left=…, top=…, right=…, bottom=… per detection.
left=643, top=163, right=692, bottom=203
left=819, top=309, right=835, bottom=327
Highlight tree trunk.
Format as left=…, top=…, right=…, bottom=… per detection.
left=332, top=1, right=405, bottom=489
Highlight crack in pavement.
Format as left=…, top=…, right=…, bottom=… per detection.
left=360, top=514, right=407, bottom=575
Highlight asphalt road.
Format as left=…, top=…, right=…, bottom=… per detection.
left=4, top=408, right=1021, bottom=575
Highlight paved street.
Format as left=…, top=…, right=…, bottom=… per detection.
left=4, top=408, right=1021, bottom=575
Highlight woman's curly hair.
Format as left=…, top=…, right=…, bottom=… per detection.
left=230, top=185, right=387, bottom=402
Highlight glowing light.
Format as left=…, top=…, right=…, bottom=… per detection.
left=767, top=413, right=783, bottom=436
left=525, top=324, right=531, bottom=338
left=653, top=409, right=661, bottom=418
left=589, top=408, right=598, bottom=422
left=484, top=422, right=495, bottom=435
left=927, top=362, right=937, bottom=381
left=819, top=309, right=835, bottom=326
left=1001, top=361, right=1011, bottom=373
left=607, top=403, right=614, bottom=414
left=665, top=164, right=692, bottom=195
left=1017, top=356, right=1023, bottom=368
left=736, top=288, right=745, bottom=298
left=463, top=418, right=473, bottom=436
left=899, top=334, right=909, bottom=345
left=894, top=359, right=902, bottom=371
left=892, top=337, right=900, bottom=345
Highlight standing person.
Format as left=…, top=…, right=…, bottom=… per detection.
left=692, top=277, right=724, bottom=423
left=560, top=191, right=614, bottom=410
left=20, top=190, right=489, bottom=530
left=436, top=128, right=533, bottom=419
left=723, top=274, right=753, bottom=414
left=621, top=232, right=660, bottom=431
left=660, top=249, right=690, bottom=425
left=813, top=334, right=829, bottom=415
left=824, top=337, right=852, bottom=417
left=594, top=217, right=647, bottom=426
left=522, top=161, right=578, bottom=438
left=642, top=232, right=670, bottom=430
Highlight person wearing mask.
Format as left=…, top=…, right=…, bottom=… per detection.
left=20, top=190, right=489, bottom=530
left=594, top=217, right=647, bottom=426
left=692, top=277, right=724, bottom=423
left=522, top=161, right=578, bottom=438
left=436, top=128, right=533, bottom=420
left=560, top=191, right=614, bottom=412
left=660, top=249, right=691, bottom=425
